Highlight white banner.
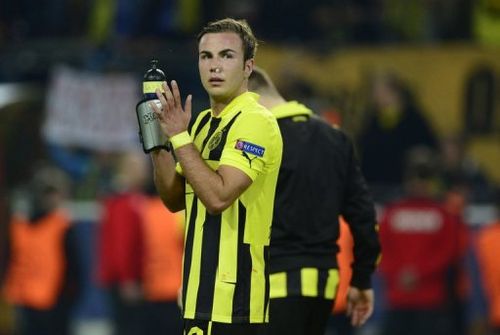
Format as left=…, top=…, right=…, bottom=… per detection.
left=42, top=66, right=141, bottom=152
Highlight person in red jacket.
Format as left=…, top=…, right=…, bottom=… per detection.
left=97, top=151, right=185, bottom=335
left=96, top=152, right=147, bottom=335
left=379, top=146, right=465, bottom=335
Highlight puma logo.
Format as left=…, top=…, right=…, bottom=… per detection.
left=242, top=151, right=258, bottom=167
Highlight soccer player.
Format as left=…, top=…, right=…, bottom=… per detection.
left=149, top=19, right=283, bottom=335
left=248, top=67, right=380, bottom=335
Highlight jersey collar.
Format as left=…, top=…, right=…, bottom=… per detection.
left=213, top=92, right=259, bottom=118
left=271, top=101, right=312, bottom=119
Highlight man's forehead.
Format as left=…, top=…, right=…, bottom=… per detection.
left=198, top=32, right=243, bottom=52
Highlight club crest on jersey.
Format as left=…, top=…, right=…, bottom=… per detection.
left=235, top=140, right=265, bottom=157
left=208, top=131, right=223, bottom=150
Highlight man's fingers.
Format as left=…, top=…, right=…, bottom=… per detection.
left=351, top=308, right=363, bottom=327
left=350, top=305, right=372, bottom=327
left=353, top=312, right=360, bottom=327
left=363, top=304, right=374, bottom=324
left=184, top=94, right=192, bottom=119
left=162, top=81, right=176, bottom=111
left=149, top=100, right=163, bottom=119
left=171, top=80, right=182, bottom=108
left=346, top=288, right=374, bottom=327
left=155, top=87, right=167, bottom=109
left=152, top=80, right=191, bottom=135
left=346, top=301, right=353, bottom=316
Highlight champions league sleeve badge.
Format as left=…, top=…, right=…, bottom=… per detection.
left=235, top=140, right=265, bottom=157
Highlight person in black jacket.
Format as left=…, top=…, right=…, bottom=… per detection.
left=358, top=72, right=438, bottom=201
left=249, top=67, right=381, bottom=335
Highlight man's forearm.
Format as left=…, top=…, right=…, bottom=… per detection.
left=151, top=150, right=185, bottom=212
left=174, top=143, right=245, bottom=214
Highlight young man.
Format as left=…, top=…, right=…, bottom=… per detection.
left=149, top=19, right=283, bottom=335
left=248, top=67, right=380, bottom=335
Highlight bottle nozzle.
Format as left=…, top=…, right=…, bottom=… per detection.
left=151, top=59, right=158, bottom=69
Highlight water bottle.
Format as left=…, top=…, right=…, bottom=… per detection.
left=143, top=59, right=165, bottom=100
left=136, top=59, right=170, bottom=153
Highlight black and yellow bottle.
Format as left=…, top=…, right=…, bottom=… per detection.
left=143, top=59, right=165, bottom=100
left=136, top=59, right=170, bottom=153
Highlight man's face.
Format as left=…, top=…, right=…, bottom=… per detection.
left=198, top=32, right=253, bottom=103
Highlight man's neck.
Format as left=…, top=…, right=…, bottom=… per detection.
left=211, top=100, right=227, bottom=116
left=210, top=90, right=247, bottom=116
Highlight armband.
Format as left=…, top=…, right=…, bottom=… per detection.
left=170, top=131, right=192, bottom=150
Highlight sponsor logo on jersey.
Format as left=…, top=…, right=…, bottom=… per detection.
left=235, top=140, right=265, bottom=157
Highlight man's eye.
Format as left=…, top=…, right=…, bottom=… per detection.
left=223, top=53, right=233, bottom=59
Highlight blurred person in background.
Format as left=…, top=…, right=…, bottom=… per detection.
left=475, top=190, right=500, bottom=335
left=358, top=72, right=438, bottom=201
left=1, top=163, right=80, bottom=335
left=96, top=150, right=185, bottom=335
left=95, top=151, right=147, bottom=335
left=438, top=132, right=492, bottom=335
left=150, top=18, right=283, bottom=335
left=379, top=146, right=467, bottom=335
left=442, top=190, right=470, bottom=335
left=248, top=67, right=380, bottom=335
left=440, top=134, right=495, bottom=204
left=140, top=193, right=184, bottom=335
left=439, top=135, right=477, bottom=335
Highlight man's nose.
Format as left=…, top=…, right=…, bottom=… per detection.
left=210, top=59, right=222, bottom=73
left=210, top=64, right=221, bottom=73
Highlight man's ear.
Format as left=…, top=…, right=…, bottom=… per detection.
left=244, top=58, right=254, bottom=79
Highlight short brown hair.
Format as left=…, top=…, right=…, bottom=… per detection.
left=248, top=66, right=279, bottom=95
left=197, top=18, right=258, bottom=62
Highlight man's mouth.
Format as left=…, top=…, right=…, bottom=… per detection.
left=209, top=78, right=224, bottom=84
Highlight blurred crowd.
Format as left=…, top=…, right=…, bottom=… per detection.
left=1, top=1, right=500, bottom=335
left=1, top=0, right=499, bottom=47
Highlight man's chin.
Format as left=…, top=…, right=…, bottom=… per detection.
left=208, top=90, right=231, bottom=101
left=207, top=86, right=226, bottom=94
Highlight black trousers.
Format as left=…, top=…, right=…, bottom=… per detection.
left=142, top=301, right=183, bottom=335
left=183, top=319, right=265, bottom=335
left=259, top=297, right=333, bottom=335
left=109, top=288, right=143, bottom=335
left=16, top=305, right=71, bottom=335
left=325, top=312, right=354, bottom=335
